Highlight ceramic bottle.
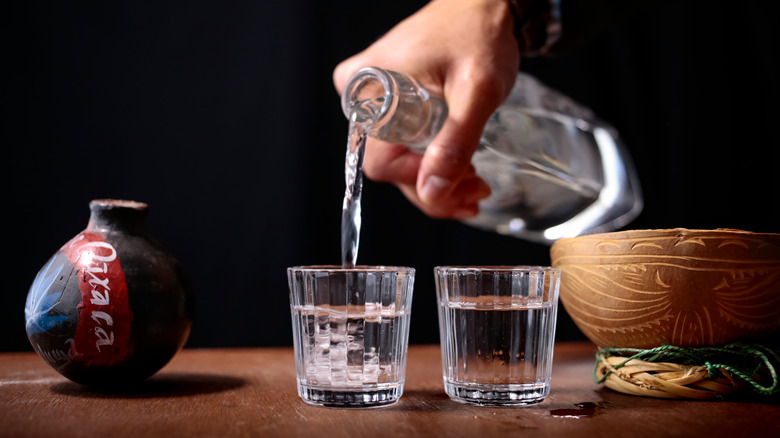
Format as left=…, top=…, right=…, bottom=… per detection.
left=25, top=199, right=193, bottom=388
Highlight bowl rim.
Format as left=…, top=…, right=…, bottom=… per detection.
left=553, top=227, right=780, bottom=243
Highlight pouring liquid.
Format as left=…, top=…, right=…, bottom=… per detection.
left=341, top=98, right=382, bottom=268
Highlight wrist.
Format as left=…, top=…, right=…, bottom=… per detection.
left=505, top=0, right=561, bottom=55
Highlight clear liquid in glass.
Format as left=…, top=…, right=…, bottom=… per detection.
left=438, top=297, right=557, bottom=405
left=291, top=303, right=410, bottom=407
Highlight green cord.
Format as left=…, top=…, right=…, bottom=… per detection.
left=593, top=343, right=780, bottom=395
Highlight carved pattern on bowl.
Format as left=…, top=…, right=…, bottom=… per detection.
left=551, top=229, right=780, bottom=348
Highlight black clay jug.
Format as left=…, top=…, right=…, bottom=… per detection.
left=24, top=199, right=193, bottom=389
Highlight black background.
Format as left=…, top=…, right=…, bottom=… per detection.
left=4, top=0, right=778, bottom=352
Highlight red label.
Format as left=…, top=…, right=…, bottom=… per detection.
left=64, top=233, right=133, bottom=366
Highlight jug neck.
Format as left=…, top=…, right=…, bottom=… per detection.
left=340, top=67, right=447, bottom=151
left=86, top=199, right=148, bottom=234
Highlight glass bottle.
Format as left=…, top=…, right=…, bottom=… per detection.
left=341, top=67, right=643, bottom=244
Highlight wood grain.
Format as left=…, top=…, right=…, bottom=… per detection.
left=1, top=343, right=779, bottom=437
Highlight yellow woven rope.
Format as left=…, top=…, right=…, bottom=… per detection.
left=593, top=343, right=779, bottom=399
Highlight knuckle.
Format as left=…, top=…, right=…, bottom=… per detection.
left=333, top=59, right=359, bottom=90
left=461, top=66, right=508, bottom=104
left=456, top=60, right=517, bottom=106
left=428, top=142, right=472, bottom=169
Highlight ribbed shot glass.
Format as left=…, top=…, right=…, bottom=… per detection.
left=435, top=266, right=560, bottom=406
left=288, top=266, right=415, bottom=408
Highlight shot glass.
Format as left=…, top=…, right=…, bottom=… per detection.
left=434, top=266, right=561, bottom=406
left=287, top=265, right=415, bottom=408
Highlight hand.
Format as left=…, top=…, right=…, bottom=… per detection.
left=333, top=0, right=522, bottom=219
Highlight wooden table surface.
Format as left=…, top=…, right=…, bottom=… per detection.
left=1, top=342, right=778, bottom=437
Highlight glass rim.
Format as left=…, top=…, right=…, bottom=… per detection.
left=288, top=265, right=415, bottom=273
left=434, top=265, right=559, bottom=273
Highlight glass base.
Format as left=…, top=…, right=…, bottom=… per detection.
left=297, top=385, right=403, bottom=408
left=444, top=381, right=550, bottom=406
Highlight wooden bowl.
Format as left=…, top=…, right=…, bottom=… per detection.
left=550, top=228, right=780, bottom=348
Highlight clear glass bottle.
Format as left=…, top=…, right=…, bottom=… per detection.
left=341, top=67, right=643, bottom=244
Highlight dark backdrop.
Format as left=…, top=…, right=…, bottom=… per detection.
left=4, top=0, right=778, bottom=352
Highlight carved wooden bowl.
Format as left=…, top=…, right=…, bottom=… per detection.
left=550, top=228, right=780, bottom=348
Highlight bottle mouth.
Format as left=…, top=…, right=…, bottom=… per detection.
left=90, top=199, right=148, bottom=211
left=341, top=67, right=396, bottom=128
left=87, top=199, right=148, bottom=233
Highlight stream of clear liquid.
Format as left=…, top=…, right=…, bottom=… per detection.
left=341, top=98, right=382, bottom=268
left=340, top=115, right=366, bottom=269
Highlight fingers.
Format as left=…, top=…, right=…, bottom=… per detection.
left=361, top=140, right=420, bottom=186
left=417, top=68, right=508, bottom=207
left=399, top=173, right=491, bottom=219
left=330, top=0, right=521, bottom=220
left=337, top=64, right=508, bottom=219
left=361, top=137, right=491, bottom=219
left=417, top=132, right=478, bottom=207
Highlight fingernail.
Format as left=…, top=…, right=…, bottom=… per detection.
left=420, top=175, right=451, bottom=203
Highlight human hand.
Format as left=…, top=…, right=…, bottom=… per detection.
left=333, top=0, right=522, bottom=219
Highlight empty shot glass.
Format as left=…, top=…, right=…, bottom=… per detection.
left=435, top=266, right=561, bottom=406
left=287, top=265, right=415, bottom=408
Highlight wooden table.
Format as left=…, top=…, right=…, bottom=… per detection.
left=1, top=342, right=778, bottom=437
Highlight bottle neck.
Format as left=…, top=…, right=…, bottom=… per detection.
left=86, top=199, right=148, bottom=234
left=341, top=67, right=394, bottom=128
left=341, top=67, right=447, bottom=151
